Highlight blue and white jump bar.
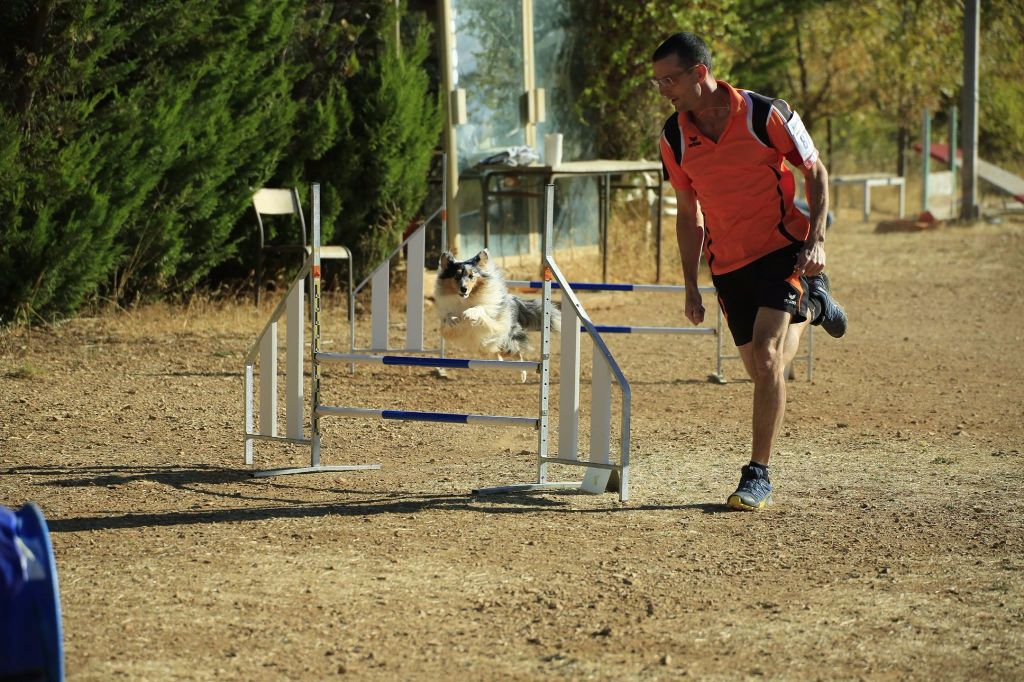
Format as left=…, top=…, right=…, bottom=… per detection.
left=507, top=280, right=716, bottom=294
left=511, top=281, right=717, bottom=337
left=587, top=325, right=716, bottom=335
left=314, top=405, right=539, bottom=428
left=316, top=352, right=539, bottom=372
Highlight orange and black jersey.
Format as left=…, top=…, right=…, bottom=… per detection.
left=660, top=80, right=818, bottom=275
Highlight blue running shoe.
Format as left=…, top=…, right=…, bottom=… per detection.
left=727, top=464, right=773, bottom=511
left=806, top=272, right=847, bottom=338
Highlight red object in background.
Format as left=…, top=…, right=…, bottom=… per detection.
left=401, top=217, right=422, bottom=260
left=402, top=218, right=421, bottom=242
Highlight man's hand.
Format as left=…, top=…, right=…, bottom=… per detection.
left=795, top=241, right=826, bottom=277
left=685, top=287, right=705, bottom=326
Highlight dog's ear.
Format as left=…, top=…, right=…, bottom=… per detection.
left=475, top=249, right=489, bottom=269
left=438, top=250, right=454, bottom=270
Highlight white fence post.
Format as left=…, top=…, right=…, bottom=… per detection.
left=286, top=279, right=304, bottom=439
left=244, top=365, right=254, bottom=464
left=371, top=264, right=389, bottom=350
left=259, top=323, right=277, bottom=437
left=406, top=227, right=425, bottom=351
left=558, top=305, right=580, bottom=460
left=581, top=351, right=613, bottom=493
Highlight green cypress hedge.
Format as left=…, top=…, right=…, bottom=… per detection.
left=0, top=1, right=131, bottom=322
left=334, top=5, right=443, bottom=279
left=0, top=0, right=441, bottom=324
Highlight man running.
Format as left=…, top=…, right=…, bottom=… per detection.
left=653, top=32, right=847, bottom=511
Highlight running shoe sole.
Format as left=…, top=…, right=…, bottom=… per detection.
left=727, top=492, right=773, bottom=511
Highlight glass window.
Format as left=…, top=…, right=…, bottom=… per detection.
left=451, top=0, right=527, bottom=173
left=450, top=0, right=601, bottom=256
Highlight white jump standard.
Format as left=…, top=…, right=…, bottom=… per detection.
left=243, top=184, right=381, bottom=478
left=473, top=185, right=632, bottom=499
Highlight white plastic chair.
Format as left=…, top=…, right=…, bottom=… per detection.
left=252, top=187, right=353, bottom=306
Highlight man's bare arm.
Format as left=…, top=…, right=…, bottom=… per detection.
left=796, top=158, right=829, bottom=277
left=675, top=187, right=706, bottom=325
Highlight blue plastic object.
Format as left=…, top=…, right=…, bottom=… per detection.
left=0, top=503, right=65, bottom=681
left=0, top=507, right=27, bottom=596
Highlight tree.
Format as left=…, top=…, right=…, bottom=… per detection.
left=862, top=0, right=962, bottom=175
left=0, top=0, right=135, bottom=322
left=0, top=1, right=378, bottom=321
left=332, top=1, right=442, bottom=279
left=977, top=0, right=1024, bottom=167
left=110, top=1, right=304, bottom=299
left=569, top=0, right=740, bottom=160
left=730, top=0, right=874, bottom=136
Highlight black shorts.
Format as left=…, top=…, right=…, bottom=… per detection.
left=712, top=244, right=810, bottom=347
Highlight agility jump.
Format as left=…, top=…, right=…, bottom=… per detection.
left=243, top=183, right=632, bottom=500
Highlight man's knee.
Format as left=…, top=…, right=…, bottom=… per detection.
left=750, top=337, right=786, bottom=380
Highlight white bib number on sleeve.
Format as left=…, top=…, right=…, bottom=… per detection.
left=784, top=110, right=818, bottom=168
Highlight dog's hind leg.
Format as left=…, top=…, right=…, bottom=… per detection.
left=517, top=351, right=527, bottom=383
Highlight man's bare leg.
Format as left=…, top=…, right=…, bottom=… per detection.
left=736, top=308, right=805, bottom=466
left=782, top=317, right=808, bottom=366
left=727, top=308, right=804, bottom=509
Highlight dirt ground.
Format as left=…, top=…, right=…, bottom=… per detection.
left=2, top=205, right=1023, bottom=681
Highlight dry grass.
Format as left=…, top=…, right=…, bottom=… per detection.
left=4, top=363, right=45, bottom=380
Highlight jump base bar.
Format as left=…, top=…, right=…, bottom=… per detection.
left=251, top=464, right=381, bottom=478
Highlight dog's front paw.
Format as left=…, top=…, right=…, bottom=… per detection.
left=462, top=306, right=486, bottom=325
left=442, top=313, right=461, bottom=327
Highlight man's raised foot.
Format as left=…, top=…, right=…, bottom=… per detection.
left=807, top=272, right=847, bottom=338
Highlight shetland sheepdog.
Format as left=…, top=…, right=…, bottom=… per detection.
left=434, top=249, right=560, bottom=381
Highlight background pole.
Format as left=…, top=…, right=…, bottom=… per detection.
left=960, top=0, right=980, bottom=220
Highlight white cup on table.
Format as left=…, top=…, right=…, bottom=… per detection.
left=544, top=133, right=563, bottom=168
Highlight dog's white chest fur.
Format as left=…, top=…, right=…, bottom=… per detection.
left=436, top=283, right=511, bottom=354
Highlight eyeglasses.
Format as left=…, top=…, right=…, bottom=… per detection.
left=649, top=65, right=698, bottom=89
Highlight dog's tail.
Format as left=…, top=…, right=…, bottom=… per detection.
left=513, top=296, right=561, bottom=333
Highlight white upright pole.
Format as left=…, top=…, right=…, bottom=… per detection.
left=558, top=305, right=580, bottom=460
left=441, top=152, right=448, bottom=254
left=259, top=324, right=277, bottom=437
left=438, top=0, right=460, bottom=253
left=310, top=183, right=323, bottom=466
left=286, top=279, right=304, bottom=439
left=244, top=365, right=254, bottom=464
left=537, top=184, right=554, bottom=484
left=440, top=153, right=448, bottom=360
left=370, top=264, right=390, bottom=350
left=406, top=227, right=425, bottom=351
left=589, top=354, right=612, bottom=466
left=580, top=352, right=613, bottom=494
